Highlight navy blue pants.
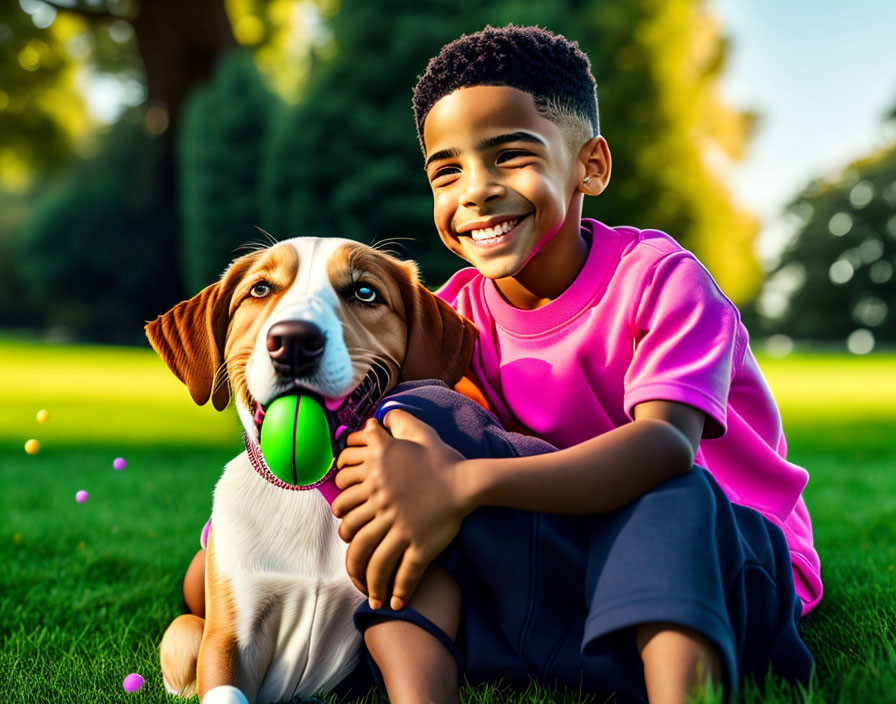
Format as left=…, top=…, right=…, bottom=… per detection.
left=352, top=382, right=814, bottom=701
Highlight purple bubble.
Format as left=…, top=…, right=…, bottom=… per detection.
left=75, top=490, right=89, bottom=504
left=113, top=457, right=126, bottom=471
left=122, top=672, right=144, bottom=693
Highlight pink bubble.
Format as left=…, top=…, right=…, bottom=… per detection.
left=75, top=490, right=89, bottom=503
left=122, top=672, right=144, bottom=693
left=113, top=457, right=127, bottom=471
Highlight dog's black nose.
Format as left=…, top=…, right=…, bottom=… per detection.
left=266, top=321, right=326, bottom=378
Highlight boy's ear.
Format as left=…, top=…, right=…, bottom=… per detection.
left=394, top=261, right=478, bottom=388
left=578, top=135, right=612, bottom=196
left=145, top=253, right=260, bottom=411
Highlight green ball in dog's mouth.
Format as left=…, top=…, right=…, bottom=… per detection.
left=259, top=394, right=333, bottom=486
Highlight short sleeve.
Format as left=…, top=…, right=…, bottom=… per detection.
left=623, top=252, right=741, bottom=438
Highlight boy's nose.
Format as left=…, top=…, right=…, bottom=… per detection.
left=461, top=168, right=504, bottom=208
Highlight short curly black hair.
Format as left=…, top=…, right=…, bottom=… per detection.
left=412, top=25, right=599, bottom=154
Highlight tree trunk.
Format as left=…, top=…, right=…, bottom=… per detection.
left=129, top=0, right=238, bottom=301
left=131, top=0, right=237, bottom=129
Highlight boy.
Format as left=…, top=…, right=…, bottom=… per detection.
left=332, top=25, right=820, bottom=704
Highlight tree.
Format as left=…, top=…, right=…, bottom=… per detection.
left=0, top=2, right=91, bottom=189
left=179, top=52, right=278, bottom=293
left=4, top=0, right=333, bottom=337
left=6, top=0, right=254, bottom=338
left=755, top=129, right=896, bottom=345
left=569, top=0, right=760, bottom=302
left=18, top=122, right=179, bottom=343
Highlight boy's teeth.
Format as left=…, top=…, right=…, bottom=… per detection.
left=470, top=218, right=519, bottom=241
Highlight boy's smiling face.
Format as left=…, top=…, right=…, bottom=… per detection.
left=423, top=85, right=607, bottom=293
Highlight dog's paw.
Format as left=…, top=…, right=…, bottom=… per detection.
left=203, top=685, right=250, bottom=704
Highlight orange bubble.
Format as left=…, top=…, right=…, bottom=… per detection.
left=36, top=409, right=49, bottom=423
left=24, top=439, right=40, bottom=455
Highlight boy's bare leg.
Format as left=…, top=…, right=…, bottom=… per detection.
left=636, top=622, right=722, bottom=704
left=364, top=563, right=461, bottom=704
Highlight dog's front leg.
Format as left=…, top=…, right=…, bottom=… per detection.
left=196, top=533, right=259, bottom=704
left=198, top=634, right=256, bottom=704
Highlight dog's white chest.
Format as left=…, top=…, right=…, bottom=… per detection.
left=211, top=455, right=364, bottom=701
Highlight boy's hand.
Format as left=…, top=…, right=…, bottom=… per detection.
left=331, top=410, right=469, bottom=610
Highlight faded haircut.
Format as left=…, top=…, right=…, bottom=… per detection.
left=412, top=25, right=599, bottom=156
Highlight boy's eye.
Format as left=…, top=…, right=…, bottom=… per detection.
left=250, top=282, right=273, bottom=298
left=430, top=165, right=461, bottom=183
left=496, top=149, right=533, bottom=164
left=351, top=283, right=380, bottom=305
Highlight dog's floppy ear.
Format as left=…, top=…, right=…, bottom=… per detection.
left=395, top=262, right=478, bottom=387
left=145, top=254, right=258, bottom=411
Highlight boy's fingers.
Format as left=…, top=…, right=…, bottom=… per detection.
left=345, top=515, right=392, bottom=589
left=334, top=463, right=364, bottom=487
left=366, top=532, right=408, bottom=610
left=389, top=547, right=428, bottom=611
left=335, top=446, right=365, bottom=469
left=344, top=419, right=381, bottom=446
left=338, top=500, right=378, bottom=543
left=331, top=483, right=368, bottom=518
left=382, top=409, right=439, bottom=445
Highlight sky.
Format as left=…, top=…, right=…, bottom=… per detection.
left=709, top=0, right=896, bottom=264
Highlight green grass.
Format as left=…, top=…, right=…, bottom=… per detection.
left=2, top=339, right=895, bottom=703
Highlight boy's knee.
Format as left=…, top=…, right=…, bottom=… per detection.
left=376, top=386, right=515, bottom=460
left=635, top=467, right=721, bottom=525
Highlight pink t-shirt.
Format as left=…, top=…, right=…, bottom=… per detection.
left=437, top=219, right=822, bottom=614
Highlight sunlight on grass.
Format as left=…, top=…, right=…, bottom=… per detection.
left=3, top=339, right=893, bottom=450
left=756, top=351, right=896, bottom=426
left=0, top=338, right=240, bottom=448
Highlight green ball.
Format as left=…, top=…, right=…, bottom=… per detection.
left=260, top=394, right=333, bottom=486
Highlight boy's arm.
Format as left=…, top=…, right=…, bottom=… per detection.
left=461, top=399, right=704, bottom=513
left=332, top=399, right=704, bottom=609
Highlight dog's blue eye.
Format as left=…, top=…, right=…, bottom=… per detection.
left=250, top=282, right=272, bottom=298
left=353, top=284, right=378, bottom=304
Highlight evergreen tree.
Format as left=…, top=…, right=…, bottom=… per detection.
left=17, top=123, right=180, bottom=343
left=179, top=52, right=278, bottom=293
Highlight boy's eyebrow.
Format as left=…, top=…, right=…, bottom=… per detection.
left=476, top=131, right=547, bottom=152
left=424, top=131, right=547, bottom=169
left=424, top=147, right=461, bottom=170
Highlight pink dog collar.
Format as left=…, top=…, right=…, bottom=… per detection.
left=244, top=433, right=341, bottom=503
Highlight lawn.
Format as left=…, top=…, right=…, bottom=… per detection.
left=2, top=338, right=895, bottom=703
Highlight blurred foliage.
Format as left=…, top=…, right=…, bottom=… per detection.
left=259, top=0, right=477, bottom=284
left=5, top=0, right=760, bottom=340
left=571, top=0, right=760, bottom=302
left=17, top=122, right=180, bottom=343
left=179, top=52, right=278, bottom=293
left=1, top=0, right=320, bottom=187
left=226, top=0, right=339, bottom=102
left=0, top=190, right=39, bottom=326
left=0, top=2, right=92, bottom=190
left=756, top=131, right=896, bottom=343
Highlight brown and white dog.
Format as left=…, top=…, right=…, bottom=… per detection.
left=146, top=237, right=477, bottom=704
